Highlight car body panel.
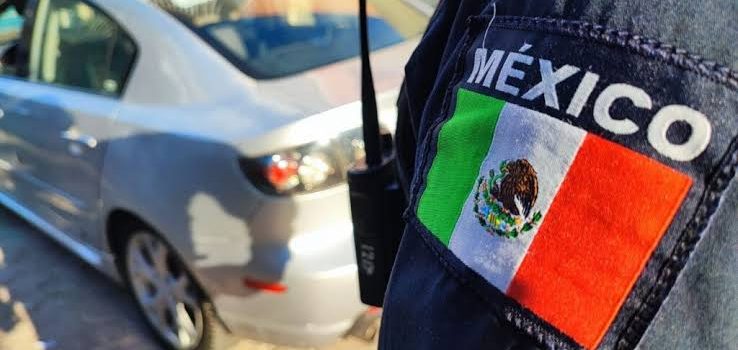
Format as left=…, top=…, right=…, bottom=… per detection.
left=0, top=77, right=119, bottom=246
left=100, top=89, right=400, bottom=346
left=0, top=0, right=420, bottom=346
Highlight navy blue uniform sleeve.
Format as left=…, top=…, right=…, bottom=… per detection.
left=388, top=0, right=738, bottom=349
left=395, top=0, right=556, bottom=194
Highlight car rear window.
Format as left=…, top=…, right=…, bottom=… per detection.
left=151, top=0, right=431, bottom=79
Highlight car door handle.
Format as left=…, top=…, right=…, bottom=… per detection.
left=61, top=130, right=98, bottom=149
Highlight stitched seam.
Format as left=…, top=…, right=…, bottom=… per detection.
left=480, top=16, right=738, bottom=90
left=615, top=137, right=738, bottom=349
left=407, top=25, right=476, bottom=215
left=408, top=216, right=581, bottom=350
left=412, top=18, right=581, bottom=349
left=403, top=19, right=581, bottom=349
left=408, top=14, right=738, bottom=349
left=466, top=16, right=738, bottom=348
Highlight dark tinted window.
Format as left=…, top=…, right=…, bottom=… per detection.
left=29, top=0, right=136, bottom=96
left=0, top=6, right=24, bottom=76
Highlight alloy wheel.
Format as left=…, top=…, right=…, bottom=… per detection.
left=125, top=232, right=204, bottom=350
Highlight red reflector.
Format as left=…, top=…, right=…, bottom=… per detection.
left=265, top=159, right=298, bottom=188
left=243, top=278, right=287, bottom=293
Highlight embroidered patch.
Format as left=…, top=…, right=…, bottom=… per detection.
left=413, top=16, right=738, bottom=350
left=473, top=159, right=543, bottom=239
left=418, top=89, right=692, bottom=348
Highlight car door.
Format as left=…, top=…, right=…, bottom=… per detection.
left=0, top=0, right=136, bottom=245
left=0, top=4, right=26, bottom=184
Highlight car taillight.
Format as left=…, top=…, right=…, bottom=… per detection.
left=240, top=127, right=380, bottom=195
left=264, top=154, right=300, bottom=192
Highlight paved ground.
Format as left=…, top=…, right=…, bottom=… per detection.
left=0, top=208, right=377, bottom=350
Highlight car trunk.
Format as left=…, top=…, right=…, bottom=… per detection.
left=251, top=39, right=418, bottom=118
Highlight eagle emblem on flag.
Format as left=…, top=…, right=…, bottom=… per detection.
left=473, top=159, right=543, bottom=239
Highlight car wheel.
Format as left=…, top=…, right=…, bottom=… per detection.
left=123, top=229, right=225, bottom=350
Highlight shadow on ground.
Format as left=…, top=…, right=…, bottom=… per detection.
left=0, top=208, right=159, bottom=350
left=0, top=208, right=377, bottom=350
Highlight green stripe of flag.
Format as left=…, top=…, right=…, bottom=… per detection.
left=417, top=89, right=505, bottom=246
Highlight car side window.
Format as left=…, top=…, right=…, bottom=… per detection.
left=28, top=0, right=136, bottom=96
left=0, top=5, right=25, bottom=75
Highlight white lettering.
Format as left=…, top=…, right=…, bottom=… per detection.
left=593, top=83, right=652, bottom=135
left=359, top=243, right=375, bottom=276
left=467, top=48, right=505, bottom=87
left=464, top=42, right=714, bottom=161
left=495, top=50, right=534, bottom=96
left=566, top=72, right=600, bottom=117
left=648, top=105, right=712, bottom=161
left=521, top=60, right=580, bottom=109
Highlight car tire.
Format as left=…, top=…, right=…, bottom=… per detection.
left=121, top=227, right=232, bottom=350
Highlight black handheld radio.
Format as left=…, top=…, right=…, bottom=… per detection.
left=347, top=0, right=406, bottom=307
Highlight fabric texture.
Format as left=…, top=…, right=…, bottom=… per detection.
left=506, top=133, right=690, bottom=348
left=418, top=87, right=693, bottom=348
left=380, top=218, right=546, bottom=350
left=386, top=0, right=737, bottom=349
left=551, top=0, right=738, bottom=71
left=448, top=94, right=585, bottom=291
left=635, top=179, right=738, bottom=349
left=417, top=89, right=505, bottom=245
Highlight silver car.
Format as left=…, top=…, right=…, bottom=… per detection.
left=0, top=0, right=429, bottom=349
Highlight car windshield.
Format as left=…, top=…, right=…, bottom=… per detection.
left=151, top=0, right=433, bottom=79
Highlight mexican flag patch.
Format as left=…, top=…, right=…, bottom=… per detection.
left=417, top=88, right=692, bottom=348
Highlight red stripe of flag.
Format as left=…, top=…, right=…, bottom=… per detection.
left=506, top=134, right=692, bottom=349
